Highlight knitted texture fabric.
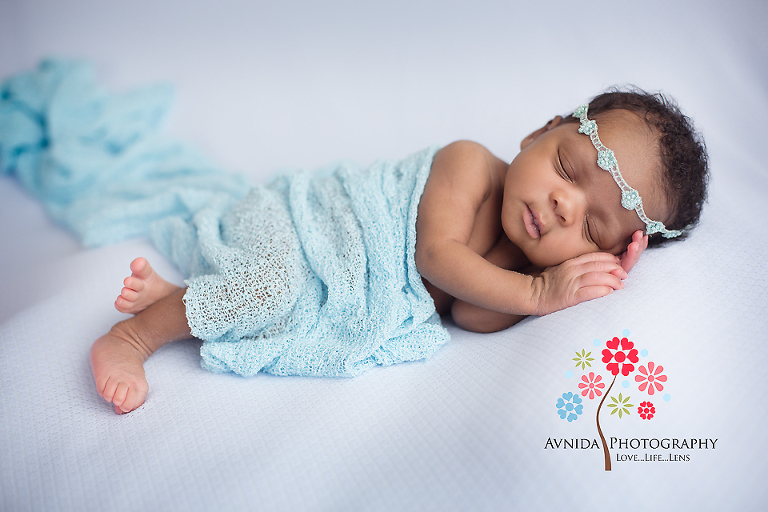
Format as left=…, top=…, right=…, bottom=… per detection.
left=0, top=59, right=249, bottom=246
left=0, top=59, right=449, bottom=377
left=167, top=148, right=449, bottom=377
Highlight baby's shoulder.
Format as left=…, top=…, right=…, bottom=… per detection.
left=437, top=140, right=502, bottom=164
left=431, top=140, right=507, bottom=190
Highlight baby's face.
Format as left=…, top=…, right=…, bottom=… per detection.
left=502, top=110, right=669, bottom=268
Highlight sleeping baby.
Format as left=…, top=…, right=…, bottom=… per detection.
left=0, top=62, right=708, bottom=414
left=93, top=90, right=707, bottom=414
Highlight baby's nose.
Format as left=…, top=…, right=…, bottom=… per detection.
left=551, top=189, right=585, bottom=226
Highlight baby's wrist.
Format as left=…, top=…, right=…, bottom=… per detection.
left=525, top=274, right=543, bottom=316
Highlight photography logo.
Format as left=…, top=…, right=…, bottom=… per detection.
left=550, top=329, right=679, bottom=471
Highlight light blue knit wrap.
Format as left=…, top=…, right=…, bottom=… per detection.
left=0, top=59, right=449, bottom=377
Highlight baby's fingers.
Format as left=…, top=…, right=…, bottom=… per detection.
left=574, top=285, right=618, bottom=304
left=578, top=270, right=624, bottom=291
left=574, top=258, right=627, bottom=280
left=571, top=252, right=622, bottom=265
left=620, top=231, right=648, bottom=273
left=572, top=272, right=624, bottom=305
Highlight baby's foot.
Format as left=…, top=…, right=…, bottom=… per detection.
left=90, top=322, right=152, bottom=414
left=115, top=257, right=179, bottom=314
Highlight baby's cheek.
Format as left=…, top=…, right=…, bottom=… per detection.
left=526, top=248, right=573, bottom=268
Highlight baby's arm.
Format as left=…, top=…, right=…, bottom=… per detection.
left=450, top=236, right=530, bottom=332
left=416, top=141, right=536, bottom=315
left=416, top=141, right=628, bottom=319
left=450, top=231, right=648, bottom=332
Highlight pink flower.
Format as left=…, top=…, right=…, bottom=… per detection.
left=638, top=401, right=656, bottom=420
left=635, top=362, right=667, bottom=395
left=601, top=337, right=639, bottom=376
left=578, top=372, right=606, bottom=400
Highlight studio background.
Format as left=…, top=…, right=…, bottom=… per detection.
left=1, top=1, right=766, bottom=510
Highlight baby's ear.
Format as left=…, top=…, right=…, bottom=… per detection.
left=520, top=116, right=564, bottom=150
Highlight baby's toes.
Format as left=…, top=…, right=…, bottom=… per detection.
left=114, top=295, right=134, bottom=313
left=123, top=276, right=145, bottom=292
left=129, top=257, right=151, bottom=279
left=120, top=287, right=139, bottom=301
left=98, top=376, right=118, bottom=402
left=116, top=383, right=149, bottom=414
left=112, top=382, right=130, bottom=408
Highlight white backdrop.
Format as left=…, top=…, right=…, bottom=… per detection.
left=1, top=1, right=767, bottom=511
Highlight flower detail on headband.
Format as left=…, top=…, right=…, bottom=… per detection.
left=578, top=119, right=597, bottom=136
left=621, top=189, right=641, bottom=210
left=596, top=150, right=616, bottom=171
left=646, top=221, right=665, bottom=235
left=572, top=105, right=682, bottom=239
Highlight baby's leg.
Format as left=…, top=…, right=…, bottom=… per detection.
left=115, top=257, right=181, bottom=314
left=91, top=288, right=192, bottom=414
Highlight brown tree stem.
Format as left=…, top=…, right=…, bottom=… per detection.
left=596, top=375, right=617, bottom=471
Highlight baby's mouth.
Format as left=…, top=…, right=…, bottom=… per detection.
left=524, top=205, right=541, bottom=239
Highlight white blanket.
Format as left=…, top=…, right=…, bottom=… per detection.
left=1, top=1, right=766, bottom=510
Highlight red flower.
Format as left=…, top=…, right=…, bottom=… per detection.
left=638, top=401, right=655, bottom=420
left=601, top=337, right=639, bottom=376
left=578, top=372, right=606, bottom=400
left=635, top=362, right=667, bottom=395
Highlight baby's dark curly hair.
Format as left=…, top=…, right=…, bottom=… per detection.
left=563, top=88, right=709, bottom=247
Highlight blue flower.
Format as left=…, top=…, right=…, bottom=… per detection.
left=556, top=392, right=584, bottom=422
left=597, top=149, right=617, bottom=171
left=621, top=189, right=641, bottom=210
left=646, top=221, right=664, bottom=235
left=573, top=105, right=588, bottom=118
left=578, top=119, right=597, bottom=136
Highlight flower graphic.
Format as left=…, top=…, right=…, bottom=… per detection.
left=556, top=392, right=583, bottom=422
left=638, top=401, right=655, bottom=420
left=573, top=349, right=594, bottom=370
left=606, top=393, right=633, bottom=418
left=556, top=332, right=673, bottom=472
left=635, top=362, right=667, bottom=395
left=578, top=372, right=606, bottom=399
left=602, top=337, right=639, bottom=376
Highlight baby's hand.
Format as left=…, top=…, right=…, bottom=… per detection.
left=616, top=230, right=649, bottom=275
left=530, top=253, right=627, bottom=316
